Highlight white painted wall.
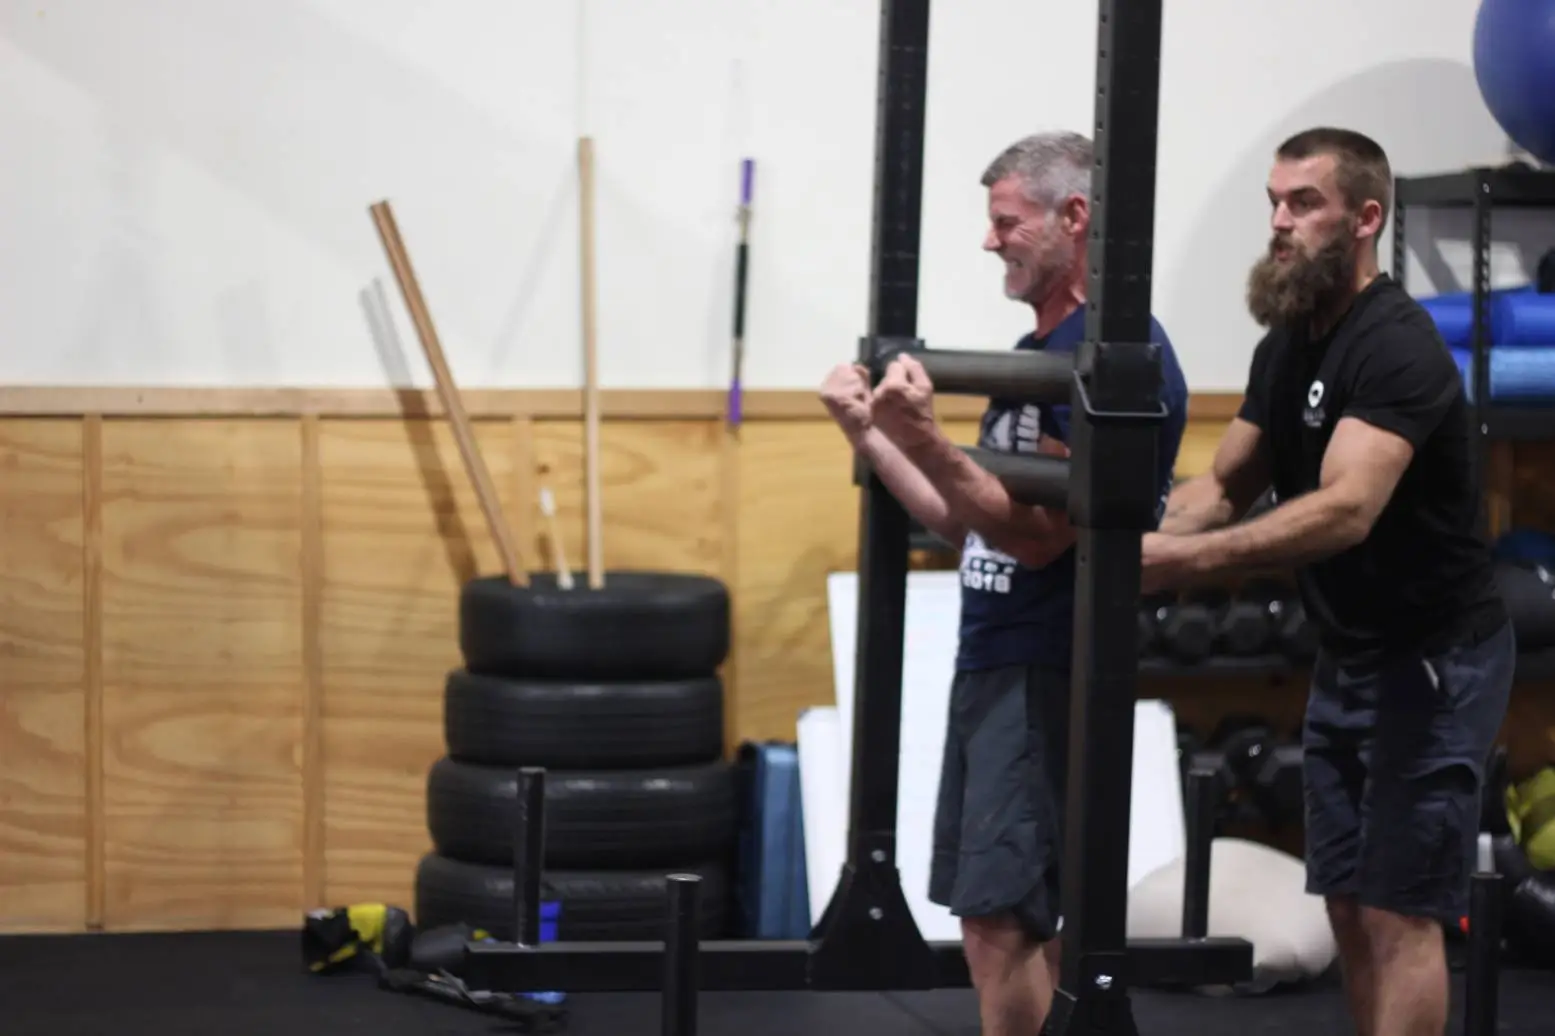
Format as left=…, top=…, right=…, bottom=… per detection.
left=1, top=0, right=1550, bottom=392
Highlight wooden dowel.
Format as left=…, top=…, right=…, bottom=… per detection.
left=369, top=199, right=530, bottom=586
left=578, top=137, right=605, bottom=590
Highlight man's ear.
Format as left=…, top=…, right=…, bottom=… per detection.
left=1354, top=198, right=1385, bottom=244
left=1062, top=194, right=1090, bottom=236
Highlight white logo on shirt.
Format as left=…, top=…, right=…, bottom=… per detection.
left=1303, top=380, right=1326, bottom=429
left=960, top=532, right=1015, bottom=594
left=960, top=402, right=1053, bottom=593
left=982, top=404, right=1044, bottom=454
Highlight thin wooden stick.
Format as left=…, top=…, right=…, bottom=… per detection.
left=539, top=486, right=575, bottom=590
left=299, top=414, right=326, bottom=907
left=369, top=199, right=530, bottom=586
left=578, top=136, right=605, bottom=589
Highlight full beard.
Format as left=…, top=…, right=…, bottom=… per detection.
left=1245, top=227, right=1357, bottom=329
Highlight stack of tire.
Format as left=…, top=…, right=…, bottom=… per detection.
left=414, top=571, right=738, bottom=943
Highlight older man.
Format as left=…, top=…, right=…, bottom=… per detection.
left=820, top=130, right=1189, bottom=1036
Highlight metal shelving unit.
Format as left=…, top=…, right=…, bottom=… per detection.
left=1393, top=164, right=1555, bottom=444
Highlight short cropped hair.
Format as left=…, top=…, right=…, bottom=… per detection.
left=1276, top=126, right=1393, bottom=235
left=981, top=131, right=1093, bottom=209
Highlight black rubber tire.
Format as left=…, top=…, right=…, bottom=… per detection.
left=414, top=853, right=729, bottom=941
left=459, top=572, right=730, bottom=680
left=426, top=757, right=737, bottom=869
left=443, top=669, right=725, bottom=769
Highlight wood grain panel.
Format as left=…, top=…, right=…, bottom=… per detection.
left=0, top=385, right=994, bottom=422
left=97, top=420, right=305, bottom=931
left=530, top=420, right=724, bottom=578
left=0, top=393, right=1551, bottom=936
left=83, top=416, right=104, bottom=927
left=0, top=420, right=87, bottom=933
left=316, top=418, right=516, bottom=908
left=1175, top=419, right=1227, bottom=478
left=734, top=421, right=860, bottom=742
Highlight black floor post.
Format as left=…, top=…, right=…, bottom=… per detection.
left=1043, top=3, right=1165, bottom=1034
left=513, top=766, right=546, bottom=947
left=810, top=0, right=938, bottom=993
left=662, top=874, right=702, bottom=1036
left=1181, top=767, right=1218, bottom=939
left=1463, top=872, right=1503, bottom=1036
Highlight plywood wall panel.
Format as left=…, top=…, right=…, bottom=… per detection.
left=733, top=421, right=860, bottom=742
left=97, top=420, right=305, bottom=931
left=0, top=420, right=88, bottom=932
left=315, top=417, right=516, bottom=909
left=0, top=393, right=1551, bottom=935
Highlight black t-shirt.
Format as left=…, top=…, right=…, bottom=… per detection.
left=1238, top=273, right=1506, bottom=663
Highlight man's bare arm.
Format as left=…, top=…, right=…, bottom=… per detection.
left=851, top=427, right=967, bottom=546
left=1166, top=416, right=1413, bottom=577
left=1158, top=418, right=1272, bottom=534
left=899, top=431, right=1074, bottom=569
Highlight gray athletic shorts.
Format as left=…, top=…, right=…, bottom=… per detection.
left=1303, top=619, right=1514, bottom=925
left=928, top=663, right=1070, bottom=943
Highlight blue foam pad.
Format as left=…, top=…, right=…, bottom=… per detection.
left=734, top=740, right=811, bottom=940
left=1451, top=345, right=1555, bottom=403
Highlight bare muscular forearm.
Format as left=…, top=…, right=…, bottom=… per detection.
left=902, top=433, right=1071, bottom=567
left=853, top=428, right=963, bottom=543
left=1158, top=474, right=1237, bottom=535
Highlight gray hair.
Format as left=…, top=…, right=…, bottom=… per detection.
left=980, top=131, right=1093, bottom=209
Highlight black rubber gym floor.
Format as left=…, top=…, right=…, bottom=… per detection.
left=2, top=929, right=1553, bottom=1035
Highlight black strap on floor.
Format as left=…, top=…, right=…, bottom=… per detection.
left=377, top=966, right=568, bottom=1033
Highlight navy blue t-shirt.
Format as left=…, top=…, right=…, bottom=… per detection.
left=955, top=309, right=1189, bottom=673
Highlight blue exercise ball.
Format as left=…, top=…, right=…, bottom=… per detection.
left=1473, top=0, right=1555, bottom=164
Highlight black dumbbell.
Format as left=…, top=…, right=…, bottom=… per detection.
left=1217, top=578, right=1296, bottom=657
left=1138, top=592, right=1175, bottom=656
left=1213, top=715, right=1305, bottom=829
left=1209, top=713, right=1271, bottom=801
left=1253, top=742, right=1304, bottom=829
left=1158, top=588, right=1228, bottom=663
left=1277, top=598, right=1319, bottom=662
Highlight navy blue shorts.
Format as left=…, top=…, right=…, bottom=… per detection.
left=929, top=664, right=1070, bottom=943
left=1302, top=620, right=1515, bottom=925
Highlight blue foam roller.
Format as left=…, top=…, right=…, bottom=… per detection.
left=1418, top=285, right=1535, bottom=348
left=1422, top=297, right=1477, bottom=348
left=1494, top=292, right=1555, bottom=346
left=1451, top=345, right=1555, bottom=403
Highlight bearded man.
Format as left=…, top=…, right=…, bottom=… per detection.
left=818, top=130, right=1189, bottom=1035
left=1142, top=127, right=1513, bottom=1036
